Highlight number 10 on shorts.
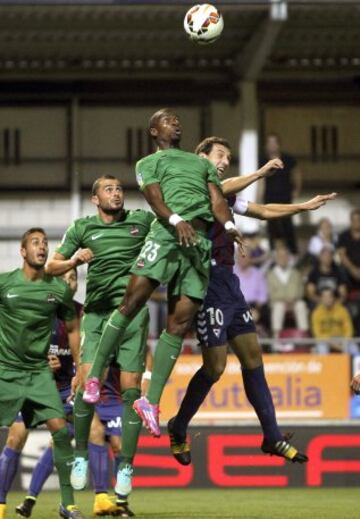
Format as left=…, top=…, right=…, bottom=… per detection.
left=206, top=307, right=224, bottom=326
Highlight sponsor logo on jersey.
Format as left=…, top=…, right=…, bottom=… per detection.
left=242, top=311, right=253, bottom=323
left=130, top=226, right=139, bottom=235
left=49, top=344, right=72, bottom=356
left=137, top=259, right=145, bottom=268
left=91, top=233, right=104, bottom=240
left=47, top=293, right=57, bottom=303
left=106, top=416, right=122, bottom=429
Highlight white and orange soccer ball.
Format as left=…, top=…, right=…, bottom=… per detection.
left=184, top=4, right=224, bottom=45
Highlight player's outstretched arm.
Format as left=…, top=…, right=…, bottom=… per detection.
left=143, top=183, right=198, bottom=247
left=244, top=192, right=337, bottom=220
left=221, top=158, right=283, bottom=197
left=46, top=249, right=94, bottom=276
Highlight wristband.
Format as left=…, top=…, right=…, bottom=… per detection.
left=169, top=214, right=184, bottom=226
left=142, top=370, right=152, bottom=381
left=224, top=221, right=236, bottom=231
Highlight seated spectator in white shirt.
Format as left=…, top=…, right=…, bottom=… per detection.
left=267, top=247, right=308, bottom=338
left=308, top=218, right=337, bottom=258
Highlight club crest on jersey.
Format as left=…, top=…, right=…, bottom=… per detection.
left=47, top=293, right=57, bottom=303
left=137, top=259, right=145, bottom=268
left=213, top=328, right=221, bottom=338
left=130, top=226, right=139, bottom=235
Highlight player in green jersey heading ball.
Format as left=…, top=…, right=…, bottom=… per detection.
left=0, top=228, right=85, bottom=519
left=83, top=108, right=244, bottom=438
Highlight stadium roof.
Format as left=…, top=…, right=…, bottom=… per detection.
left=0, top=2, right=358, bottom=102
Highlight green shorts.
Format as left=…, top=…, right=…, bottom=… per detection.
left=131, top=220, right=212, bottom=301
left=0, top=366, right=65, bottom=429
left=80, top=305, right=149, bottom=373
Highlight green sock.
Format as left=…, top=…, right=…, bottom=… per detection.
left=88, top=310, right=131, bottom=380
left=52, top=427, right=74, bottom=508
left=74, top=389, right=94, bottom=459
left=119, top=387, right=142, bottom=468
left=147, top=331, right=183, bottom=404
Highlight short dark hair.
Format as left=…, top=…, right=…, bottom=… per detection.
left=21, top=227, right=46, bottom=248
left=91, top=175, right=119, bottom=196
left=148, top=108, right=177, bottom=130
left=195, top=136, right=231, bottom=156
left=266, top=133, right=281, bottom=144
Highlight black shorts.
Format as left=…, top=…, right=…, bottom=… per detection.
left=196, top=266, right=256, bottom=347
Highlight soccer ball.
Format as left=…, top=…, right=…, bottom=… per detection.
left=184, top=4, right=224, bottom=45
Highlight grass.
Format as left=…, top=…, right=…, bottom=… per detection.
left=5, top=488, right=360, bottom=519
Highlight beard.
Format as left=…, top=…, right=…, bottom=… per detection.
left=101, top=205, right=124, bottom=215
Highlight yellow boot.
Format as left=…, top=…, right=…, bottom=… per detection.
left=0, top=504, right=6, bottom=519
left=93, top=493, right=117, bottom=516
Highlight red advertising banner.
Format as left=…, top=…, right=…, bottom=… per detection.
left=161, top=354, right=351, bottom=422
left=3, top=426, right=360, bottom=489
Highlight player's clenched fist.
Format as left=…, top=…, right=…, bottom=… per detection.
left=259, top=158, right=284, bottom=177
left=175, top=221, right=199, bottom=247
left=70, top=247, right=94, bottom=266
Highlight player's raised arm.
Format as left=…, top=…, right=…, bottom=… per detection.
left=143, top=183, right=198, bottom=247
left=242, top=192, right=337, bottom=220
left=221, top=158, right=283, bottom=197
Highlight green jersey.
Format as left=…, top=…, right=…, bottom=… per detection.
left=135, top=148, right=221, bottom=223
left=0, top=269, right=76, bottom=371
left=57, top=210, right=154, bottom=313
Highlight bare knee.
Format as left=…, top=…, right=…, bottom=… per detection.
left=121, top=371, right=142, bottom=391
left=89, top=415, right=105, bottom=445
left=109, top=436, right=121, bottom=458
left=6, top=423, right=28, bottom=451
left=203, top=361, right=226, bottom=383
left=120, top=277, right=157, bottom=318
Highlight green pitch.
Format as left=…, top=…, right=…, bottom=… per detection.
left=5, top=488, right=359, bottom=519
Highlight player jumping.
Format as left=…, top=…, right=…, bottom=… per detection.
left=47, top=175, right=154, bottom=515
left=0, top=228, right=86, bottom=519
left=168, top=136, right=336, bottom=465
left=82, top=108, right=244, bottom=440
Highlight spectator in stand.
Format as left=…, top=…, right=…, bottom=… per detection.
left=308, top=218, right=337, bottom=258
left=243, top=232, right=270, bottom=270
left=338, top=209, right=360, bottom=290
left=311, top=288, right=356, bottom=354
left=306, top=245, right=347, bottom=307
left=267, top=247, right=308, bottom=338
left=260, top=134, right=303, bottom=254
left=338, top=208, right=360, bottom=335
left=234, top=251, right=268, bottom=308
